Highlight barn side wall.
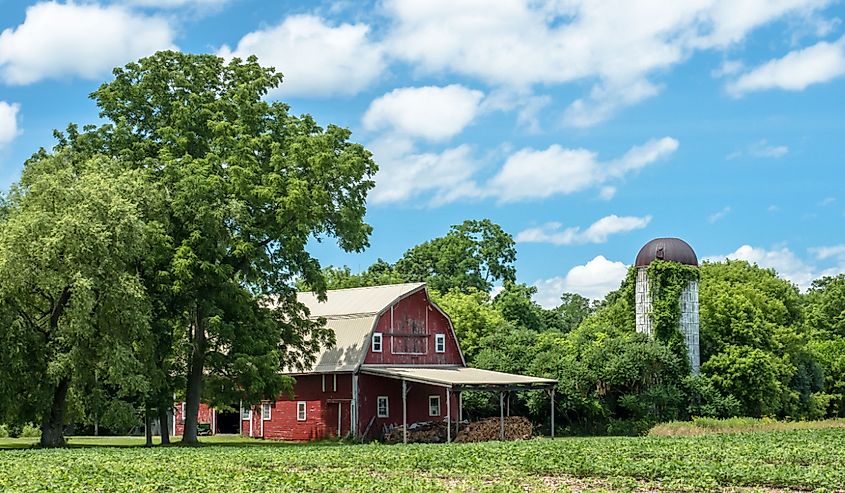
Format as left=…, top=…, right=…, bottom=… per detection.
left=356, top=373, right=458, bottom=439
left=173, top=402, right=214, bottom=436
left=364, top=290, right=463, bottom=366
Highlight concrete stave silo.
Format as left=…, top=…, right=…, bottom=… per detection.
left=634, top=238, right=701, bottom=375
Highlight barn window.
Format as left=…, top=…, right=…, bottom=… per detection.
left=241, top=406, right=251, bottom=420
left=435, top=334, right=446, bottom=353
left=428, top=395, right=441, bottom=416
left=261, top=402, right=271, bottom=421
left=372, top=332, right=383, bottom=352
left=377, top=396, right=389, bottom=418
left=297, top=401, right=307, bottom=421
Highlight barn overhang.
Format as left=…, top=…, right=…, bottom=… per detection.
left=360, top=366, right=557, bottom=443
left=359, top=365, right=556, bottom=391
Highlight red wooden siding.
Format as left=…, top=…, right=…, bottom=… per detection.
left=173, top=402, right=214, bottom=436
left=364, top=290, right=463, bottom=366
left=241, top=373, right=354, bottom=440
left=356, top=373, right=458, bottom=439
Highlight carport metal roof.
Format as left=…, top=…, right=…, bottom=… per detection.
left=360, top=365, right=557, bottom=391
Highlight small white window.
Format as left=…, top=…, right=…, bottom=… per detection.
left=377, top=396, right=389, bottom=418
left=428, top=395, right=441, bottom=416
left=241, top=406, right=251, bottom=420
left=435, top=334, right=446, bottom=353
left=261, top=402, right=271, bottom=421
left=372, top=332, right=383, bottom=352
left=297, top=401, right=307, bottom=421
left=181, top=402, right=186, bottom=422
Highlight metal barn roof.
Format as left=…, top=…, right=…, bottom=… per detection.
left=360, top=366, right=557, bottom=389
left=286, top=283, right=426, bottom=374
left=297, top=283, right=426, bottom=318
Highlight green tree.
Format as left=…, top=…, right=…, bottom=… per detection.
left=493, top=282, right=545, bottom=331
left=74, top=51, right=377, bottom=444
left=297, top=259, right=404, bottom=291
left=394, top=219, right=516, bottom=293
left=432, top=289, right=506, bottom=360
left=0, top=152, right=154, bottom=447
left=805, top=275, right=845, bottom=338
left=543, top=292, right=595, bottom=333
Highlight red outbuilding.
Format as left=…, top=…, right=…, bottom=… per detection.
left=173, top=283, right=556, bottom=441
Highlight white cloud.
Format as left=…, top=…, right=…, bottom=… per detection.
left=0, top=2, right=175, bottom=85
left=599, top=186, right=617, bottom=201
left=368, top=136, right=481, bottom=206
left=728, top=36, right=845, bottom=96
left=727, top=139, right=789, bottom=159
left=708, top=206, right=731, bottom=223
left=124, top=0, right=228, bottom=7
left=704, top=244, right=845, bottom=290
left=363, top=85, right=484, bottom=141
left=384, top=0, right=831, bottom=126
left=487, top=137, right=678, bottom=203
left=218, top=15, right=385, bottom=97
left=517, top=214, right=651, bottom=246
left=810, top=244, right=845, bottom=260
left=819, top=197, right=836, bottom=206
left=0, top=101, right=20, bottom=149
left=533, top=255, right=629, bottom=306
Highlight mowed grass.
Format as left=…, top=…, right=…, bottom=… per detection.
left=2, top=429, right=845, bottom=492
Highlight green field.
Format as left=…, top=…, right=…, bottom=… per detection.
left=1, top=429, right=844, bottom=492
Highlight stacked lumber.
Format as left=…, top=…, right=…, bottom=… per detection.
left=454, top=416, right=533, bottom=443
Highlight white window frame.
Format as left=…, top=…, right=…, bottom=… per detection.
left=297, top=401, right=307, bottom=421
left=241, top=406, right=251, bottom=421
left=428, top=395, right=441, bottom=416
left=261, top=402, right=272, bottom=421
left=435, top=334, right=446, bottom=353
left=377, top=396, right=389, bottom=418
left=372, top=332, right=383, bottom=353
left=181, top=402, right=186, bottom=422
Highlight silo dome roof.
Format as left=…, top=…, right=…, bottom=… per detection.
left=635, top=238, right=698, bottom=267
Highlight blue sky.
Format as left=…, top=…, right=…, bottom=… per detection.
left=1, top=0, right=844, bottom=306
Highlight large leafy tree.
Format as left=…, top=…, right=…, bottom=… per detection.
left=0, top=152, right=154, bottom=447
left=395, top=219, right=516, bottom=293
left=63, top=51, right=377, bottom=444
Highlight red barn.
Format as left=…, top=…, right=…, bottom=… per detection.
left=173, top=283, right=556, bottom=441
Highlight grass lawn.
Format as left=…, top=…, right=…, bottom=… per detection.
left=2, top=429, right=844, bottom=492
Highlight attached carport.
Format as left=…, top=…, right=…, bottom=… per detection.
left=360, top=366, right=557, bottom=443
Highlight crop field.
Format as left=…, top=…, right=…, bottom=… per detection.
left=1, top=429, right=844, bottom=492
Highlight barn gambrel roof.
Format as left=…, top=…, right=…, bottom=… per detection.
left=288, top=283, right=426, bottom=374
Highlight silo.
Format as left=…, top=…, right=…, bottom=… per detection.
left=634, top=238, right=700, bottom=375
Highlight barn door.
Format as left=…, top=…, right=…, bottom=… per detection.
left=326, top=402, right=351, bottom=438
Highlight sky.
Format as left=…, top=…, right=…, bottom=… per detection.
left=1, top=0, right=844, bottom=307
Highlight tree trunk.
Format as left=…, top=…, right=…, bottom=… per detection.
left=144, top=406, right=153, bottom=446
left=182, top=310, right=206, bottom=445
left=40, top=377, right=70, bottom=448
left=158, top=403, right=171, bottom=445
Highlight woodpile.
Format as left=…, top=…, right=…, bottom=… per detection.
left=454, top=416, right=533, bottom=443
left=384, top=420, right=451, bottom=444
left=383, top=416, right=534, bottom=444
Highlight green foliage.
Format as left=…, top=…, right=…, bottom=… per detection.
left=100, top=401, right=139, bottom=436
left=394, top=219, right=516, bottom=293
left=645, top=260, right=699, bottom=343
left=492, top=282, right=545, bottom=330
left=805, top=275, right=845, bottom=338
left=543, top=293, right=595, bottom=333
left=0, top=151, right=155, bottom=446
left=702, top=345, right=793, bottom=416
left=430, top=289, right=505, bottom=360
left=4, top=430, right=845, bottom=491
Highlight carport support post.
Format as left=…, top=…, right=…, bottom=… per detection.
left=499, top=391, right=505, bottom=440
left=457, top=391, right=462, bottom=436
left=446, top=388, right=452, bottom=443
left=550, top=388, right=555, bottom=438
left=402, top=379, right=408, bottom=444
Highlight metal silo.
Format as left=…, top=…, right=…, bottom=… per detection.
left=634, top=238, right=700, bottom=375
